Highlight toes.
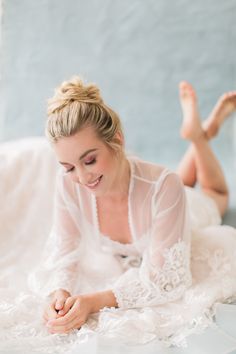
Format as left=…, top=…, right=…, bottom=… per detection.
left=179, top=81, right=190, bottom=91
left=221, top=91, right=236, bottom=101
left=179, top=81, right=195, bottom=99
left=179, top=81, right=188, bottom=88
left=220, top=93, right=228, bottom=102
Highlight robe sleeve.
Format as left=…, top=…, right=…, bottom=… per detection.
left=112, top=172, right=192, bottom=308
left=28, top=171, right=81, bottom=298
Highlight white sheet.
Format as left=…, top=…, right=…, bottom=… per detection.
left=1, top=137, right=236, bottom=354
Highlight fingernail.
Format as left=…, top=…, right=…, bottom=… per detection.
left=46, top=321, right=53, bottom=327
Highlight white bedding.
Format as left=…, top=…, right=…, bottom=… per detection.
left=1, top=137, right=236, bottom=354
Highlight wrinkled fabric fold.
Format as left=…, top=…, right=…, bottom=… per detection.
left=1, top=144, right=236, bottom=352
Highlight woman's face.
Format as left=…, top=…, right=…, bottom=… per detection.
left=53, top=126, right=123, bottom=197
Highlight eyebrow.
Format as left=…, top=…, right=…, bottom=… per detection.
left=59, top=148, right=98, bottom=165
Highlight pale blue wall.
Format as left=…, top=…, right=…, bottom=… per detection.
left=0, top=0, right=235, bottom=171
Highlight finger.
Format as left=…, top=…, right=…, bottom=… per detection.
left=58, top=297, right=75, bottom=316
left=55, top=298, right=66, bottom=311
left=57, top=298, right=73, bottom=316
left=48, top=301, right=79, bottom=327
left=43, top=306, right=57, bottom=320
left=53, top=292, right=69, bottom=311
left=44, top=311, right=56, bottom=322
left=44, top=302, right=60, bottom=321
left=49, top=317, right=84, bottom=333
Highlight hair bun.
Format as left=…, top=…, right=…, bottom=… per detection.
left=48, top=76, right=103, bottom=115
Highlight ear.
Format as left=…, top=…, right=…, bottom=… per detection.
left=115, top=131, right=124, bottom=146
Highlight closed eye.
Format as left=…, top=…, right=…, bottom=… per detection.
left=85, top=158, right=96, bottom=165
left=64, top=158, right=96, bottom=172
left=65, top=167, right=75, bottom=173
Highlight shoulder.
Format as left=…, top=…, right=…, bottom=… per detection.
left=128, top=154, right=178, bottom=185
left=128, top=155, right=184, bottom=201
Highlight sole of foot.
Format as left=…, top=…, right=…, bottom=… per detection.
left=179, top=81, right=204, bottom=141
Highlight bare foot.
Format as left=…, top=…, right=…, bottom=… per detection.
left=203, top=91, right=236, bottom=139
left=179, top=81, right=204, bottom=141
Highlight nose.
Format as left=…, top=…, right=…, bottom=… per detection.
left=72, top=167, right=93, bottom=185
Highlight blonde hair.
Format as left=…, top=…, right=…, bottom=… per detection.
left=46, top=76, right=124, bottom=153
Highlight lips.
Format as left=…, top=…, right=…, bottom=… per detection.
left=86, top=175, right=103, bottom=189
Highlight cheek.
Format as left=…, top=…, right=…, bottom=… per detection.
left=96, top=158, right=111, bottom=174
left=100, top=158, right=115, bottom=176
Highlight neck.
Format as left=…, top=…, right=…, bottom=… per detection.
left=101, top=156, right=130, bottom=202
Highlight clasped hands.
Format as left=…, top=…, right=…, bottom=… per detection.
left=43, top=288, right=118, bottom=334
left=43, top=289, right=93, bottom=334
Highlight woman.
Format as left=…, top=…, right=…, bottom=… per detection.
left=38, top=77, right=236, bottom=342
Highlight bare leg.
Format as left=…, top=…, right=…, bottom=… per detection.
left=177, top=82, right=236, bottom=187
left=176, top=145, right=197, bottom=187
left=177, top=82, right=236, bottom=188
left=177, top=81, right=229, bottom=217
left=177, top=81, right=202, bottom=187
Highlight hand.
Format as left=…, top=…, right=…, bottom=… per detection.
left=43, top=288, right=71, bottom=324
left=46, top=294, right=93, bottom=334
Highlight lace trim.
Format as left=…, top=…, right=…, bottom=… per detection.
left=192, top=246, right=232, bottom=277
left=113, top=240, right=191, bottom=309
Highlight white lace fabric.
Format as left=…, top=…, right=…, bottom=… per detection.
left=30, top=156, right=192, bottom=307
left=2, top=142, right=236, bottom=352
left=111, top=171, right=192, bottom=309
left=27, top=155, right=236, bottom=346
left=113, top=240, right=191, bottom=309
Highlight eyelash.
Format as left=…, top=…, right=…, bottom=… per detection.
left=85, top=158, right=96, bottom=166
left=65, top=158, right=96, bottom=173
left=65, top=167, right=74, bottom=173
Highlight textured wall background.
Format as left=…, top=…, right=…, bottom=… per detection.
left=0, top=0, right=235, bottom=174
